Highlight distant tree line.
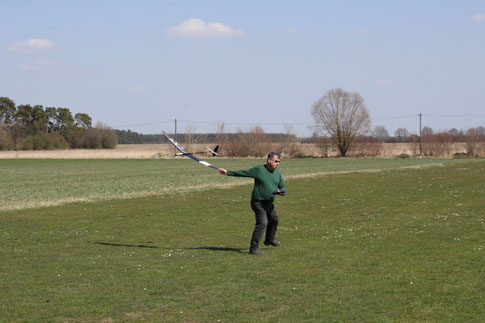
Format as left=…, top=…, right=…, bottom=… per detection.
left=115, top=125, right=302, bottom=157
left=369, top=125, right=485, bottom=144
left=115, top=123, right=485, bottom=158
left=115, top=129, right=294, bottom=145
left=300, top=125, right=485, bottom=144
left=0, top=96, right=117, bottom=150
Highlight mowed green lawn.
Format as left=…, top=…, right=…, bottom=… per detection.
left=1, top=158, right=484, bottom=321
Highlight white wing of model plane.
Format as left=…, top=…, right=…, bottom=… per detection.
left=162, top=131, right=219, bottom=170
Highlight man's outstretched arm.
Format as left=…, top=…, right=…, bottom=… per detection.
left=218, top=167, right=258, bottom=178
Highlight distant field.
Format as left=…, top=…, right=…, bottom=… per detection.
left=0, top=158, right=480, bottom=211
left=0, top=142, right=469, bottom=159
left=1, top=159, right=484, bottom=321
left=0, top=144, right=175, bottom=159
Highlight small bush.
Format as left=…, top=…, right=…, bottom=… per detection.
left=101, top=129, right=117, bottom=149
left=464, top=128, right=485, bottom=156
left=83, top=127, right=117, bottom=149
left=21, top=134, right=69, bottom=150
left=49, top=134, right=69, bottom=149
left=276, top=126, right=303, bottom=157
left=33, top=134, right=48, bottom=150
left=221, top=127, right=273, bottom=157
left=84, top=128, right=102, bottom=149
left=22, top=136, right=34, bottom=150
left=316, top=137, right=332, bottom=158
left=422, top=135, right=453, bottom=157
left=409, top=142, right=420, bottom=157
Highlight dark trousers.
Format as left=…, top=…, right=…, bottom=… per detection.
left=250, top=200, right=278, bottom=251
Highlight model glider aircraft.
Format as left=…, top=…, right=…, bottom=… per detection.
left=176, top=145, right=220, bottom=157
left=162, top=131, right=219, bottom=171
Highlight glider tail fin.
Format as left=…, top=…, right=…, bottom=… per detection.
left=213, top=145, right=219, bottom=156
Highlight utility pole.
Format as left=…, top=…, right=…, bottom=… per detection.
left=174, top=118, right=177, bottom=142
left=174, top=118, right=178, bottom=156
left=419, top=113, right=422, bottom=157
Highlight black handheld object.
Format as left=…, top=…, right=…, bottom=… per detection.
left=273, top=189, right=287, bottom=196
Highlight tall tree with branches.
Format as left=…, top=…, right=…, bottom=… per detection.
left=311, top=88, right=371, bottom=157
left=0, top=97, right=17, bottom=126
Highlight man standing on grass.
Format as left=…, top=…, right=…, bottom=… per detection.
left=218, top=152, right=287, bottom=255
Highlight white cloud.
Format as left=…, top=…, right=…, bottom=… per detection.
left=356, top=28, right=369, bottom=34
left=471, top=14, right=485, bottom=23
left=165, top=18, right=243, bottom=38
left=8, top=38, right=55, bottom=53
left=288, top=27, right=299, bottom=34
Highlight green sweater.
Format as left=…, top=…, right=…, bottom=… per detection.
left=227, top=164, right=287, bottom=201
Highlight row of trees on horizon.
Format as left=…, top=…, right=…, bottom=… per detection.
left=117, top=88, right=485, bottom=156
left=115, top=129, right=297, bottom=145
left=0, top=96, right=117, bottom=150
left=3, top=91, right=485, bottom=156
left=116, top=126, right=485, bottom=145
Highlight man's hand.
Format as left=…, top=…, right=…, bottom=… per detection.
left=218, top=168, right=228, bottom=175
left=273, top=189, right=287, bottom=196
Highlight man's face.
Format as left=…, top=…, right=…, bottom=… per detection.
left=267, top=156, right=280, bottom=171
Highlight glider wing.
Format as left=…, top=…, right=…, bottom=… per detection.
left=205, top=145, right=220, bottom=157
left=162, top=131, right=219, bottom=170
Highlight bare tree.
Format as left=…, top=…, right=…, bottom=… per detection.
left=448, top=128, right=459, bottom=137
left=464, top=127, right=485, bottom=156
left=311, top=88, right=371, bottom=157
left=215, top=122, right=227, bottom=155
left=277, top=124, right=302, bottom=157
left=184, top=124, right=196, bottom=152
left=394, top=128, right=409, bottom=143
left=422, top=131, right=453, bottom=157
left=222, top=126, right=273, bottom=157
left=372, top=125, right=389, bottom=142
left=247, top=125, right=271, bottom=157
left=215, top=122, right=227, bottom=141
left=422, top=126, right=433, bottom=136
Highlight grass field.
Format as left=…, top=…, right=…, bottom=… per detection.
left=0, top=157, right=478, bottom=211
left=1, top=158, right=484, bottom=321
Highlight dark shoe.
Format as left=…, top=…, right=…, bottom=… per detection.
left=249, top=248, right=264, bottom=255
left=264, top=240, right=280, bottom=247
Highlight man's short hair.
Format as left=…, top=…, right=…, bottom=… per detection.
left=267, top=152, right=280, bottom=160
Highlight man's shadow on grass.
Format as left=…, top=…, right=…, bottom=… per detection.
left=186, top=246, right=246, bottom=253
left=89, top=241, right=245, bottom=253
left=89, top=241, right=160, bottom=249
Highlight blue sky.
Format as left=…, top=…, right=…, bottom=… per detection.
left=1, top=0, right=484, bottom=136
